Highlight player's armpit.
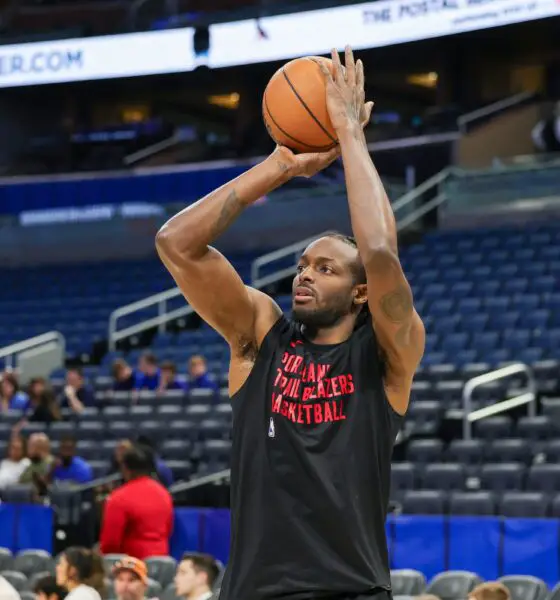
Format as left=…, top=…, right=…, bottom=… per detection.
left=365, top=247, right=425, bottom=415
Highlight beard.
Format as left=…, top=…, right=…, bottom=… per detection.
left=292, top=294, right=354, bottom=330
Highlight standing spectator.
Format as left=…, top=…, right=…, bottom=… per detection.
left=112, top=557, right=151, bottom=600
left=1, top=372, right=29, bottom=412
left=187, top=356, right=217, bottom=392
left=34, top=574, right=67, bottom=600
left=158, top=361, right=184, bottom=392
left=0, top=574, right=20, bottom=600
left=0, top=436, right=30, bottom=489
left=51, top=435, right=93, bottom=485
left=136, top=435, right=174, bottom=488
left=100, top=445, right=173, bottom=559
left=174, top=554, right=220, bottom=600
left=112, top=360, right=136, bottom=392
left=135, top=352, right=160, bottom=391
left=19, top=433, right=55, bottom=493
left=468, top=583, right=511, bottom=600
left=60, top=368, right=95, bottom=415
left=55, top=547, right=105, bottom=600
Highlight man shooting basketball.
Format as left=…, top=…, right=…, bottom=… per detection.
left=156, top=46, right=425, bottom=600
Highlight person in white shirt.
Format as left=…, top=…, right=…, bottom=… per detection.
left=174, top=553, right=220, bottom=600
left=0, top=575, right=21, bottom=600
left=55, top=547, right=105, bottom=600
left=0, top=436, right=30, bottom=489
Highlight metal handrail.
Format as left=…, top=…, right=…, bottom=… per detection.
left=169, top=469, right=230, bottom=496
left=457, top=91, right=535, bottom=133
left=0, top=331, right=65, bottom=369
left=462, top=363, right=536, bottom=440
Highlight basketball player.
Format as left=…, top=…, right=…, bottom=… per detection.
left=156, top=46, right=425, bottom=600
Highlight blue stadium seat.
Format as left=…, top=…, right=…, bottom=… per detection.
left=406, top=440, right=443, bottom=465
left=527, top=464, right=560, bottom=494
left=447, top=440, right=485, bottom=466
left=475, top=417, right=513, bottom=440
left=391, top=463, right=417, bottom=497
left=422, top=464, right=465, bottom=491
left=487, top=439, right=531, bottom=464
left=402, top=490, right=446, bottom=515
left=500, top=492, right=548, bottom=518
left=449, top=491, right=495, bottom=515
left=480, top=463, right=525, bottom=492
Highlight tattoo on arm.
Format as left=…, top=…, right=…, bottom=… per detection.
left=379, top=284, right=414, bottom=324
left=212, top=189, right=243, bottom=238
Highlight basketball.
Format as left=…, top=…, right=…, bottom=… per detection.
left=262, top=56, right=337, bottom=153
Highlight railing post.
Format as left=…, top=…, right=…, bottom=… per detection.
left=158, top=298, right=167, bottom=334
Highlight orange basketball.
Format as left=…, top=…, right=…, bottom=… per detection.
left=262, top=56, right=337, bottom=153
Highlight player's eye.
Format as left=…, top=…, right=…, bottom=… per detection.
left=296, top=265, right=305, bottom=273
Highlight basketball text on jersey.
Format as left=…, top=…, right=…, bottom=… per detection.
left=270, top=349, right=355, bottom=425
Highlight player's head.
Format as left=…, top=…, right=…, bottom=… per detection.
left=292, top=232, right=368, bottom=330
left=174, top=554, right=219, bottom=599
left=468, top=582, right=511, bottom=600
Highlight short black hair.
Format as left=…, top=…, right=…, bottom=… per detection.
left=140, top=351, right=158, bottom=366
left=181, top=553, right=220, bottom=588
left=34, top=574, right=67, bottom=599
left=121, top=445, right=153, bottom=477
left=67, top=367, right=84, bottom=378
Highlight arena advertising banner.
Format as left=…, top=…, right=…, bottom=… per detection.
left=0, top=0, right=558, bottom=87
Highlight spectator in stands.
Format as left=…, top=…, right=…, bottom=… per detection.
left=135, top=352, right=160, bottom=391
left=112, top=557, right=150, bottom=600
left=136, top=435, right=174, bottom=488
left=0, top=574, right=20, bottom=600
left=158, top=360, right=185, bottom=392
left=100, top=445, right=173, bottom=559
left=60, top=368, right=95, bottom=415
left=28, top=388, right=62, bottom=424
left=112, top=359, right=136, bottom=392
left=468, top=582, right=511, bottom=600
left=19, top=432, right=55, bottom=494
left=174, top=553, right=220, bottom=600
left=34, top=574, right=67, bottom=600
left=51, top=435, right=93, bottom=485
left=1, top=371, right=30, bottom=412
left=187, top=356, right=217, bottom=392
left=0, top=435, right=30, bottom=489
left=416, top=596, right=440, bottom=600
left=56, top=547, right=105, bottom=600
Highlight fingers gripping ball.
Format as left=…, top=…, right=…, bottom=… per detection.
left=262, top=56, right=338, bottom=153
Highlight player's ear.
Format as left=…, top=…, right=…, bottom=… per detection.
left=353, top=284, right=368, bottom=306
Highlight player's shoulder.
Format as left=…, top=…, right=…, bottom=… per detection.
left=246, top=286, right=284, bottom=346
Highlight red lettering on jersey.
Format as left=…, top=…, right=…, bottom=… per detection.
left=324, top=402, right=333, bottom=422
left=287, top=402, right=297, bottom=422
left=303, top=404, right=313, bottom=423
left=281, top=352, right=289, bottom=365
left=346, top=374, right=355, bottom=394
left=314, top=403, right=323, bottom=424
left=316, top=379, right=326, bottom=398
left=285, top=378, right=298, bottom=399
left=281, top=401, right=289, bottom=417
left=307, top=362, right=316, bottom=382
left=331, top=377, right=340, bottom=397
left=339, top=376, right=348, bottom=394
left=297, top=404, right=304, bottom=424
left=324, top=378, right=333, bottom=397
left=272, top=394, right=282, bottom=413
left=333, top=400, right=347, bottom=420
left=302, top=387, right=313, bottom=402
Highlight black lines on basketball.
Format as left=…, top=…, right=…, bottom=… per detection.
left=281, top=67, right=337, bottom=145
left=263, top=92, right=336, bottom=152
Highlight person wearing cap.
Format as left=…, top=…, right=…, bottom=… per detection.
left=113, top=557, right=154, bottom=600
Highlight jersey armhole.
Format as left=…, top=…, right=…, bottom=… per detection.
left=229, top=314, right=288, bottom=402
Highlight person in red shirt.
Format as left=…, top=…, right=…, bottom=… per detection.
left=100, top=445, right=173, bottom=559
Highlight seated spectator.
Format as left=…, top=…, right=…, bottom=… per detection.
left=0, top=574, right=20, bottom=600
left=100, top=445, right=173, bottom=559
left=174, top=553, right=220, bottom=600
left=19, top=432, right=55, bottom=495
left=56, top=547, right=105, bottom=600
left=112, top=557, right=150, bottom=600
left=187, top=355, right=217, bottom=392
left=28, top=388, right=62, bottom=424
left=60, top=368, right=95, bottom=415
left=27, top=377, right=48, bottom=409
left=1, top=372, right=30, bottom=412
left=158, top=360, right=185, bottom=392
left=468, top=582, right=511, bottom=600
left=34, top=574, right=68, bottom=600
left=0, top=436, right=30, bottom=490
left=51, top=435, right=93, bottom=485
left=135, top=352, right=160, bottom=391
left=112, top=359, right=136, bottom=392
left=136, top=435, right=174, bottom=488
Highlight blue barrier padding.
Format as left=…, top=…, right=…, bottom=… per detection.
left=15, top=505, right=53, bottom=553
left=0, top=504, right=17, bottom=551
left=503, top=518, right=559, bottom=588
left=448, top=516, right=500, bottom=580
left=202, top=509, right=230, bottom=565
left=170, top=508, right=203, bottom=561
left=393, top=515, right=446, bottom=580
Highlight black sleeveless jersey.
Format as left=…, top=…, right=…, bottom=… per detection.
left=219, top=315, right=403, bottom=600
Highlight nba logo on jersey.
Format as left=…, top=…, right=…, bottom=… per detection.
left=268, top=417, right=276, bottom=438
